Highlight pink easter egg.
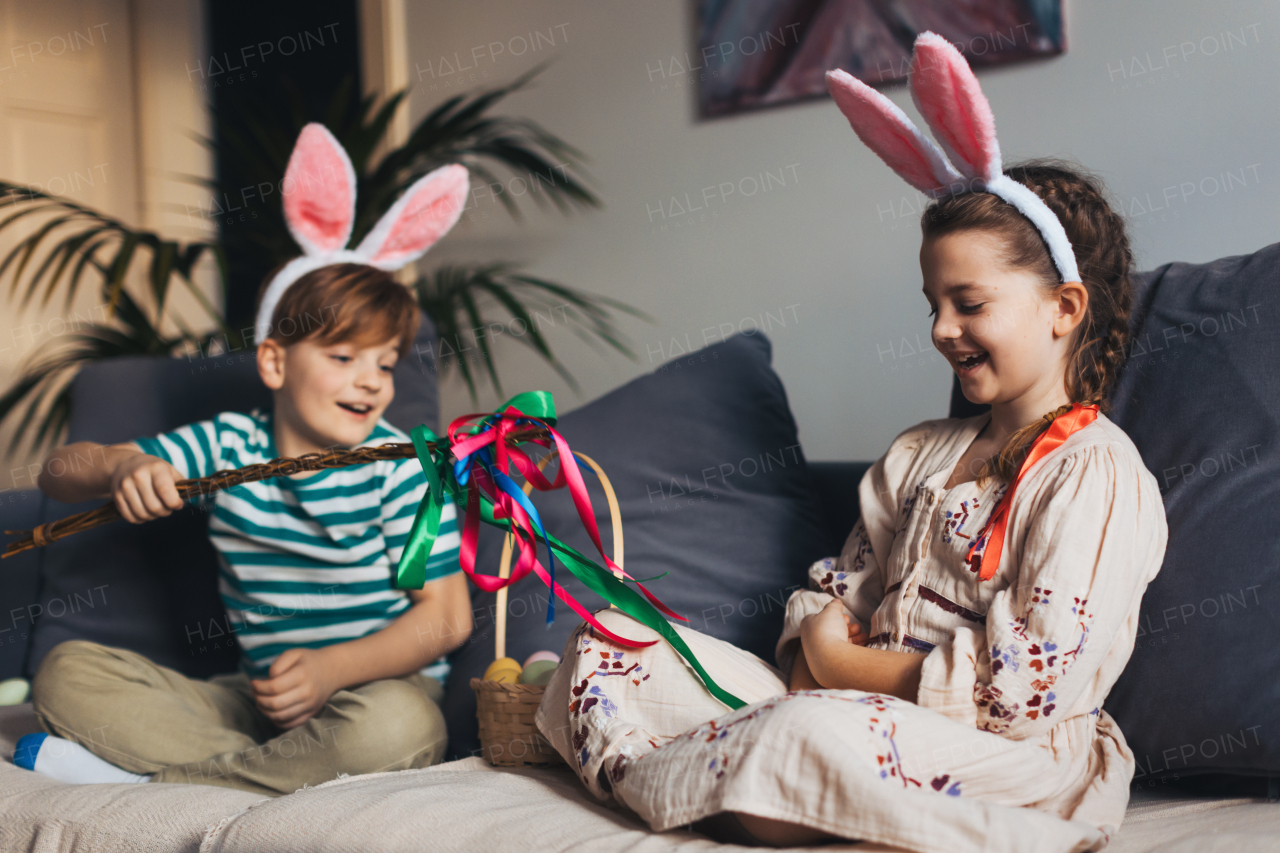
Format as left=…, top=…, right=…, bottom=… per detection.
left=523, top=650, right=560, bottom=668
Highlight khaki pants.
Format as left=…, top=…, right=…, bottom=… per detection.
left=30, top=639, right=449, bottom=797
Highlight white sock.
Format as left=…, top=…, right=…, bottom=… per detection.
left=13, top=733, right=153, bottom=784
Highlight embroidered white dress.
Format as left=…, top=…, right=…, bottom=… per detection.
left=536, top=411, right=1169, bottom=853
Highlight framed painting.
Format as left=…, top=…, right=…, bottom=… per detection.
left=695, top=0, right=1067, bottom=118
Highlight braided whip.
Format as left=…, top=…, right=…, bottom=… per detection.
left=2, top=432, right=528, bottom=557
left=3, top=403, right=746, bottom=710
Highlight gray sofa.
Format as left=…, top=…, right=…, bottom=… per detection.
left=2, top=241, right=1279, bottom=850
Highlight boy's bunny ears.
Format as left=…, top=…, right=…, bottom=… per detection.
left=254, top=123, right=470, bottom=343
left=825, top=31, right=1081, bottom=285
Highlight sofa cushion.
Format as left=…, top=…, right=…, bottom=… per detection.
left=441, top=331, right=838, bottom=759
left=1, top=701, right=1277, bottom=852
left=1098, top=242, right=1280, bottom=778
left=25, top=317, right=441, bottom=679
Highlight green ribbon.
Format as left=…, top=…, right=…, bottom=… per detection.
left=393, top=425, right=446, bottom=591
left=393, top=392, right=746, bottom=710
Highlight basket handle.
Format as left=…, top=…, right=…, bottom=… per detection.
left=494, top=450, right=623, bottom=661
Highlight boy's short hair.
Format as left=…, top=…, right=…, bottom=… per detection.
left=254, top=262, right=421, bottom=358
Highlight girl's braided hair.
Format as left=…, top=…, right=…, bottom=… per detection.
left=919, top=158, right=1135, bottom=486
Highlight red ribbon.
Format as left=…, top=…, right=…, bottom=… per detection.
left=446, top=407, right=686, bottom=627
left=966, top=403, right=1100, bottom=580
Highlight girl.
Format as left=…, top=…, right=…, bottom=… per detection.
left=535, top=32, right=1168, bottom=853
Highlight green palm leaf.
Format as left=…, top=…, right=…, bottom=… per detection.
left=0, top=286, right=186, bottom=457
left=0, top=183, right=225, bottom=453
left=413, top=264, right=655, bottom=405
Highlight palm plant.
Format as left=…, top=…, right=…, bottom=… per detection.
left=0, top=66, right=651, bottom=457
left=0, top=184, right=230, bottom=453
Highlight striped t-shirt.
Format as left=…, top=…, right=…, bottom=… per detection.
left=131, top=408, right=461, bottom=682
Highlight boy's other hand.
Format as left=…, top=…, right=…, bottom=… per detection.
left=250, top=647, right=340, bottom=730
left=109, top=454, right=186, bottom=523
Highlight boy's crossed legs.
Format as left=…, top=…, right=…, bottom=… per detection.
left=26, top=639, right=448, bottom=797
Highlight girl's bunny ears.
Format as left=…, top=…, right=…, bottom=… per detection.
left=254, top=123, right=470, bottom=343
left=825, top=31, right=1081, bottom=285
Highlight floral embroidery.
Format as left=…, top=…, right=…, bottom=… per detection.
left=856, top=693, right=919, bottom=788
left=975, top=683, right=1020, bottom=732
left=810, top=556, right=836, bottom=576
left=990, top=642, right=1020, bottom=675
left=679, top=697, right=789, bottom=781
left=931, top=774, right=963, bottom=796
left=594, top=649, right=644, bottom=681
left=670, top=691, right=962, bottom=796
left=609, top=745, right=635, bottom=785
left=941, top=496, right=982, bottom=545
left=807, top=557, right=841, bottom=598
left=964, top=527, right=990, bottom=576
left=812, top=522, right=875, bottom=597
left=1028, top=586, right=1053, bottom=614
left=566, top=623, right=651, bottom=781
left=959, top=483, right=1008, bottom=576
left=817, top=569, right=849, bottom=598
left=846, top=522, right=874, bottom=572
left=1066, top=599, right=1093, bottom=661
left=978, top=588, right=1096, bottom=731
left=577, top=683, right=619, bottom=717
left=897, top=480, right=926, bottom=535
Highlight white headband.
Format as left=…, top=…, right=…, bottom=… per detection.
left=255, top=123, right=470, bottom=344
left=825, top=31, right=1081, bottom=285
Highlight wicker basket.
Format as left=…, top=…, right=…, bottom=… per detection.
left=472, top=449, right=624, bottom=767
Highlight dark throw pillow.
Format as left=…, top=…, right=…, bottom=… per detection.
left=442, top=331, right=837, bottom=759
left=1099, top=242, right=1280, bottom=780
left=26, top=317, right=441, bottom=679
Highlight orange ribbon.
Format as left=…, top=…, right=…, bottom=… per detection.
left=966, top=402, right=1100, bottom=581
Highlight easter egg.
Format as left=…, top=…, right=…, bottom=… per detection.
left=518, top=659, right=559, bottom=686
left=522, top=650, right=560, bottom=668
left=0, top=677, right=29, bottom=706
left=483, top=657, right=522, bottom=684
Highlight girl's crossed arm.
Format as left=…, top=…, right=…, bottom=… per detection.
left=795, top=598, right=925, bottom=702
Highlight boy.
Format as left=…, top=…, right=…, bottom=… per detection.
left=16, top=263, right=471, bottom=796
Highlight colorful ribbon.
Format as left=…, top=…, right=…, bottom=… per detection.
left=394, top=391, right=745, bottom=710
left=966, top=402, right=1100, bottom=580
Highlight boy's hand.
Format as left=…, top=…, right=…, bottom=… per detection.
left=251, top=647, right=340, bottom=730
left=109, top=454, right=186, bottom=523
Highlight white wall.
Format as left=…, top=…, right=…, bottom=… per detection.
left=404, top=0, right=1280, bottom=462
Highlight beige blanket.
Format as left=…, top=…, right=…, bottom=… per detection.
left=2, top=702, right=1277, bottom=852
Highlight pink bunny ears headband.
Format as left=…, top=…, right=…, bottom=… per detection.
left=254, top=123, right=470, bottom=344
left=825, top=31, right=1081, bottom=286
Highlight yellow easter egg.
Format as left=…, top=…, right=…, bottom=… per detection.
left=483, top=657, right=522, bottom=683
left=488, top=666, right=521, bottom=684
